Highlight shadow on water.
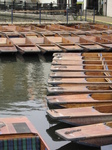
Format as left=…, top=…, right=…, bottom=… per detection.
left=16, top=53, right=40, bottom=62
left=57, top=142, right=100, bottom=150
left=46, top=122, right=73, bottom=141
left=0, top=54, right=17, bottom=62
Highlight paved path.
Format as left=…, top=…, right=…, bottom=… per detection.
left=82, top=15, right=112, bottom=25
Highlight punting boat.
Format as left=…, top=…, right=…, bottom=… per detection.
left=55, top=121, right=112, bottom=147
left=50, top=65, right=112, bottom=72
left=53, top=52, right=112, bottom=61
left=10, top=36, right=40, bottom=54
left=46, top=36, right=83, bottom=52
left=0, top=33, right=17, bottom=53
left=90, top=24, right=112, bottom=30
left=76, top=24, right=106, bottom=31
left=50, top=71, right=112, bottom=78
left=2, top=25, right=30, bottom=32
left=50, top=24, right=76, bottom=31
left=53, top=31, right=73, bottom=37
left=0, top=26, right=15, bottom=32
left=0, top=116, right=49, bottom=150
left=45, top=25, right=62, bottom=31
left=48, top=77, right=112, bottom=85
left=3, top=32, right=24, bottom=39
left=52, top=59, right=112, bottom=66
left=81, top=35, right=112, bottom=50
left=46, top=93, right=112, bottom=108
left=70, top=24, right=106, bottom=35
left=23, top=32, right=62, bottom=53
left=51, top=24, right=91, bottom=35
left=47, top=105, right=112, bottom=126
left=47, top=85, right=112, bottom=94
left=53, top=52, right=112, bottom=57
left=64, top=36, right=105, bottom=51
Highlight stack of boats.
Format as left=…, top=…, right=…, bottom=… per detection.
left=0, top=23, right=112, bottom=54
left=46, top=52, right=112, bottom=147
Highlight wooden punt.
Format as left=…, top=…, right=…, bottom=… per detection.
left=50, top=65, right=112, bottom=72
left=53, top=52, right=112, bottom=57
left=2, top=25, right=30, bottom=32
left=0, top=26, right=15, bottom=32
left=50, top=71, right=112, bottom=78
left=47, top=105, right=112, bottom=126
left=90, top=24, right=112, bottom=30
left=0, top=116, right=49, bottom=150
left=10, top=37, right=40, bottom=54
left=49, top=24, right=87, bottom=35
left=53, top=31, right=73, bottom=37
left=3, top=32, right=24, bottom=39
left=53, top=52, right=112, bottom=61
left=46, top=36, right=83, bottom=52
left=53, top=56, right=112, bottom=61
left=47, top=85, right=112, bottom=94
left=100, top=34, right=112, bottom=41
left=45, top=25, right=62, bottom=31
left=0, top=33, right=17, bottom=53
left=83, top=24, right=107, bottom=31
left=73, top=24, right=106, bottom=33
left=50, top=24, right=76, bottom=31
left=55, top=122, right=112, bottom=147
left=64, top=36, right=105, bottom=51
left=46, top=93, right=112, bottom=108
left=81, top=35, right=112, bottom=50
left=24, top=33, right=62, bottom=53
left=52, top=59, right=112, bottom=66
left=48, top=77, right=112, bottom=85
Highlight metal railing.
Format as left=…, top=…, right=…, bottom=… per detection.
left=0, top=2, right=97, bottom=24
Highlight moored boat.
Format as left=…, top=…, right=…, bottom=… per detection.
left=55, top=121, right=112, bottom=147
left=81, top=35, right=112, bottom=50
left=0, top=33, right=17, bottom=53
left=47, top=85, right=112, bottom=94
left=10, top=36, right=40, bottom=54
left=24, top=32, right=62, bottom=53
left=48, top=77, right=112, bottom=85
left=46, top=93, right=112, bottom=108
left=47, top=105, right=112, bottom=126
left=64, top=36, right=105, bottom=51
left=0, top=116, right=49, bottom=150
left=46, top=36, right=83, bottom=52
left=50, top=64, right=112, bottom=72
left=49, top=71, right=112, bottom=78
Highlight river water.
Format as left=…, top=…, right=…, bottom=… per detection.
left=0, top=53, right=101, bottom=150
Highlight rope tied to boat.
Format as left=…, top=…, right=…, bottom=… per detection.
left=65, top=129, right=81, bottom=134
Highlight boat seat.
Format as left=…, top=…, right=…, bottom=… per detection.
left=0, top=136, right=40, bottom=150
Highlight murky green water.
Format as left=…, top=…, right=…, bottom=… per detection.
left=0, top=53, right=101, bottom=150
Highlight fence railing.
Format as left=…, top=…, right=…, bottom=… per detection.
left=0, top=2, right=97, bottom=24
